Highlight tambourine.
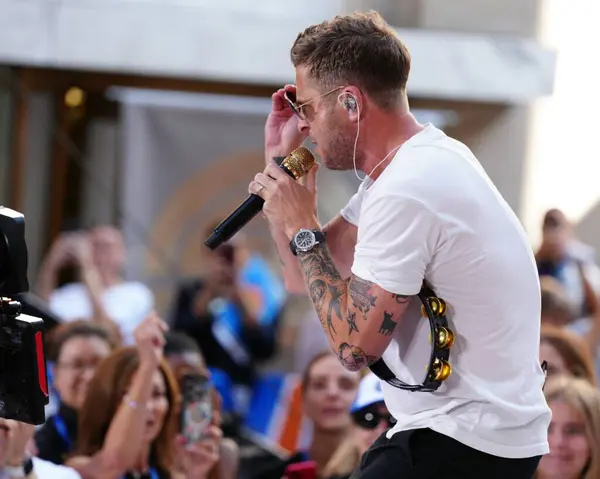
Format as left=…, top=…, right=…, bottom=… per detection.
left=369, top=283, right=455, bottom=392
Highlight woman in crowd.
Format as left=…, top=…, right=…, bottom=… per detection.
left=167, top=360, right=239, bottom=479
left=66, top=314, right=222, bottom=479
left=540, top=324, right=597, bottom=384
left=260, top=351, right=359, bottom=479
left=35, top=321, right=117, bottom=465
left=163, top=330, right=238, bottom=479
left=322, top=373, right=396, bottom=479
left=536, top=375, right=600, bottom=479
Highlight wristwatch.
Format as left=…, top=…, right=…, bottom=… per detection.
left=4, top=457, right=34, bottom=478
left=289, top=229, right=326, bottom=256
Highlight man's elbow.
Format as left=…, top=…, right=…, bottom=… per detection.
left=335, top=339, right=383, bottom=372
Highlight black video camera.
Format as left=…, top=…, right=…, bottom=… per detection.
left=0, top=206, right=49, bottom=425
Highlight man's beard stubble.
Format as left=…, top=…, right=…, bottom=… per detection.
left=320, top=127, right=363, bottom=172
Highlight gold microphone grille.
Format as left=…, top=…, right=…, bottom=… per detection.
left=281, top=147, right=316, bottom=179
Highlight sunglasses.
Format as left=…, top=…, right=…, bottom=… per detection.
left=284, top=86, right=345, bottom=122
left=352, top=407, right=396, bottom=430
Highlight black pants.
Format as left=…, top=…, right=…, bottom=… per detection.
left=350, top=429, right=541, bottom=479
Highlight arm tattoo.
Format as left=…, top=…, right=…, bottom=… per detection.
left=299, top=245, right=347, bottom=340
left=348, top=277, right=378, bottom=319
left=325, top=284, right=344, bottom=337
left=393, top=293, right=410, bottom=304
left=298, top=245, right=341, bottom=282
left=298, top=244, right=391, bottom=371
left=378, top=311, right=397, bottom=336
left=338, top=343, right=379, bottom=372
left=347, top=311, right=359, bottom=335
left=309, top=279, right=328, bottom=329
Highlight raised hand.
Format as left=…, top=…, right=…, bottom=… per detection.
left=134, top=312, right=168, bottom=369
left=264, top=85, right=308, bottom=163
left=176, top=425, right=222, bottom=479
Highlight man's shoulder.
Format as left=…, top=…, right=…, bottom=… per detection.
left=372, top=133, right=490, bottom=209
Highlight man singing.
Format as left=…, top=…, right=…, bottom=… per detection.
left=248, top=11, right=550, bottom=479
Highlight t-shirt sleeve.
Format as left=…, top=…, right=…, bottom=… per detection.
left=340, top=182, right=367, bottom=226
left=351, top=194, right=440, bottom=296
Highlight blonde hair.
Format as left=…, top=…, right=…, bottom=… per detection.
left=321, top=435, right=361, bottom=478
left=540, top=375, right=600, bottom=479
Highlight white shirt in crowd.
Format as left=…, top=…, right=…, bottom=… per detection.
left=0, top=458, right=81, bottom=479
left=49, top=282, right=154, bottom=344
left=341, top=124, right=551, bottom=459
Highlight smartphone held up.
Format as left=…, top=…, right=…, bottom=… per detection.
left=180, top=372, right=213, bottom=444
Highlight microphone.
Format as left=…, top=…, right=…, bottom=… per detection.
left=205, top=147, right=315, bottom=250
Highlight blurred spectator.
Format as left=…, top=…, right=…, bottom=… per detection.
left=36, top=227, right=154, bottom=344
left=567, top=266, right=600, bottom=359
left=35, top=321, right=117, bottom=465
left=541, top=275, right=576, bottom=327
left=258, top=351, right=359, bottom=479
left=171, top=229, right=286, bottom=415
left=166, top=357, right=239, bottom=479
left=66, top=314, right=221, bottom=479
left=540, top=325, right=597, bottom=384
left=322, top=373, right=395, bottom=479
left=163, top=331, right=238, bottom=441
left=163, top=331, right=206, bottom=374
left=2, top=419, right=81, bottom=478
left=536, top=209, right=600, bottom=318
left=536, top=375, right=600, bottom=479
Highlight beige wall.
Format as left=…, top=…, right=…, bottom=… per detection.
left=346, top=0, right=542, bottom=37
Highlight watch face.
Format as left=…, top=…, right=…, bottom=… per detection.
left=295, top=229, right=316, bottom=252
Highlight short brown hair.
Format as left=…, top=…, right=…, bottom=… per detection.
left=291, top=11, right=410, bottom=109
left=47, top=320, right=118, bottom=363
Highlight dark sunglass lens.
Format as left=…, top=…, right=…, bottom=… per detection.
left=356, top=411, right=379, bottom=430
left=285, top=90, right=297, bottom=103
left=284, top=92, right=300, bottom=117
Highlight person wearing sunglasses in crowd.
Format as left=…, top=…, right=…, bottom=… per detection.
left=322, top=373, right=396, bottom=479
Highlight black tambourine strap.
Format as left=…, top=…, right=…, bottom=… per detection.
left=369, top=281, right=451, bottom=393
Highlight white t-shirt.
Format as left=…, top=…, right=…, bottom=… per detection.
left=49, top=282, right=154, bottom=344
left=0, top=458, right=81, bottom=479
left=343, top=124, right=550, bottom=459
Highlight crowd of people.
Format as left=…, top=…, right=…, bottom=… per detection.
left=535, top=209, right=600, bottom=479
left=1, top=202, right=598, bottom=479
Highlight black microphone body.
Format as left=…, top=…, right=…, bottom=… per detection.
left=205, top=160, right=292, bottom=250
